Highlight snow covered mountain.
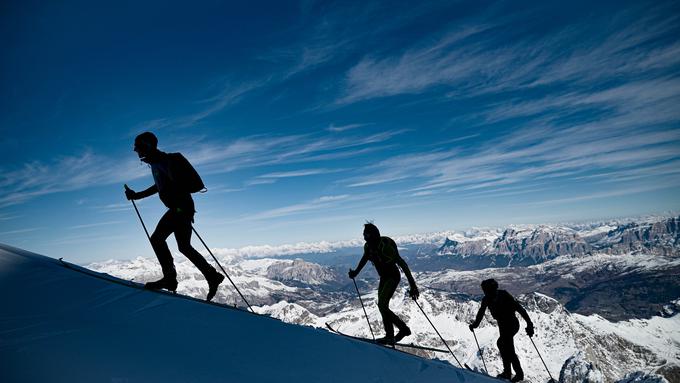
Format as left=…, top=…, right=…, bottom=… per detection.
left=435, top=226, right=590, bottom=268
left=433, top=216, right=679, bottom=269
left=257, top=289, right=678, bottom=383
left=80, top=215, right=679, bottom=382
left=1, top=244, right=492, bottom=383
left=590, top=216, right=680, bottom=256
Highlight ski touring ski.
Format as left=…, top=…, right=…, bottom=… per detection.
left=325, top=322, right=449, bottom=353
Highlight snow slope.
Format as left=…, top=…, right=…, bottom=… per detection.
left=0, top=244, right=496, bottom=383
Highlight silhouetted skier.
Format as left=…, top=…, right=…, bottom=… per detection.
left=125, top=132, right=224, bottom=301
left=349, top=223, right=419, bottom=345
left=469, top=279, right=534, bottom=382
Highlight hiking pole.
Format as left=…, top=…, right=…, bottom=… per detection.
left=529, top=336, right=556, bottom=383
left=191, top=226, right=254, bottom=314
left=352, top=277, right=375, bottom=341
left=124, top=185, right=152, bottom=242
left=471, top=329, right=488, bottom=375
left=412, top=298, right=464, bottom=369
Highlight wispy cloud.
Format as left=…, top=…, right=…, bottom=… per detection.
left=338, top=4, right=679, bottom=104
left=334, top=4, right=680, bottom=201
left=135, top=79, right=268, bottom=132
left=68, top=221, right=123, bottom=230
left=257, top=169, right=334, bottom=178
left=343, top=120, right=680, bottom=197
left=180, top=130, right=406, bottom=177
left=94, top=202, right=135, bottom=213
left=0, top=213, right=20, bottom=221
left=243, top=194, right=352, bottom=221
left=0, top=227, right=42, bottom=237
left=515, top=181, right=680, bottom=207
left=245, top=168, right=345, bottom=186
left=0, top=150, right=147, bottom=208
left=0, top=129, right=402, bottom=207
left=326, top=123, right=367, bottom=132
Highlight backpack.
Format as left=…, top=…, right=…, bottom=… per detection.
left=169, top=152, right=206, bottom=193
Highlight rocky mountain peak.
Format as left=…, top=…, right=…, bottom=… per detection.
left=519, top=292, right=565, bottom=315
left=559, top=351, right=605, bottom=383
left=596, top=216, right=680, bottom=256
left=493, top=226, right=590, bottom=262
left=265, top=258, right=336, bottom=286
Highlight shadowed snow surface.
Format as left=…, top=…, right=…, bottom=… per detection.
left=0, top=244, right=496, bottom=383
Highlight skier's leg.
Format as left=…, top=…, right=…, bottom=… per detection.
left=173, top=211, right=216, bottom=277
left=497, top=327, right=513, bottom=378
left=508, top=321, right=523, bottom=380
left=377, top=277, right=400, bottom=339
left=173, top=210, right=223, bottom=301
left=149, top=210, right=177, bottom=280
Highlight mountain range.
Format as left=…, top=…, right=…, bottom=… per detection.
left=87, top=214, right=680, bottom=382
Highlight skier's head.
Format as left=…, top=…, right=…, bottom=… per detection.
left=481, top=278, right=498, bottom=297
left=363, top=222, right=380, bottom=243
left=134, top=132, right=159, bottom=162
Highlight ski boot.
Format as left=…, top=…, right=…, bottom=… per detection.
left=496, top=371, right=511, bottom=380
left=394, top=327, right=411, bottom=342
left=206, top=272, right=225, bottom=301
left=144, top=277, right=178, bottom=293
left=376, top=336, right=395, bottom=345
left=511, top=373, right=524, bottom=382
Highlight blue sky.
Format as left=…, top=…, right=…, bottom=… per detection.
left=1, top=0, right=679, bottom=263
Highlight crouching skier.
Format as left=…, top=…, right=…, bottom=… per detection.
left=469, top=278, right=534, bottom=382
left=125, top=131, right=224, bottom=301
left=348, top=223, right=419, bottom=345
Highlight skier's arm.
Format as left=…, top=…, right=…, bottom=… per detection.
left=512, top=295, right=534, bottom=336
left=470, top=300, right=487, bottom=329
left=348, top=253, right=369, bottom=279
left=136, top=185, right=158, bottom=199
left=125, top=184, right=157, bottom=200
left=516, top=303, right=532, bottom=325
left=396, top=255, right=419, bottom=299
left=395, top=255, right=417, bottom=289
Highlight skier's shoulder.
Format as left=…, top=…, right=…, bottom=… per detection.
left=166, top=151, right=186, bottom=161
left=498, top=289, right=516, bottom=301
left=380, top=236, right=397, bottom=247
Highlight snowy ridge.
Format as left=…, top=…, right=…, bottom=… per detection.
left=257, top=288, right=680, bottom=383
left=0, top=244, right=493, bottom=383
left=79, top=214, right=680, bottom=382
left=83, top=254, right=679, bottom=380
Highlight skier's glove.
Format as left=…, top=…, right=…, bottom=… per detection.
left=526, top=324, right=534, bottom=337
left=125, top=188, right=138, bottom=200
left=408, top=285, right=419, bottom=300
left=469, top=322, right=478, bottom=332
left=348, top=268, right=358, bottom=279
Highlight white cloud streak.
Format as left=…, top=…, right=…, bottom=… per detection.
left=243, top=194, right=352, bottom=221
left=0, top=150, right=147, bottom=208
left=0, top=129, right=402, bottom=208
left=339, top=5, right=680, bottom=103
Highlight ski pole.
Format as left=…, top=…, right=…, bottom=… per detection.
left=471, top=328, right=488, bottom=375
left=529, top=336, right=556, bottom=383
left=412, top=298, right=464, bottom=369
left=352, top=277, right=375, bottom=341
left=124, top=184, right=151, bottom=241
left=192, top=226, right=254, bottom=313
